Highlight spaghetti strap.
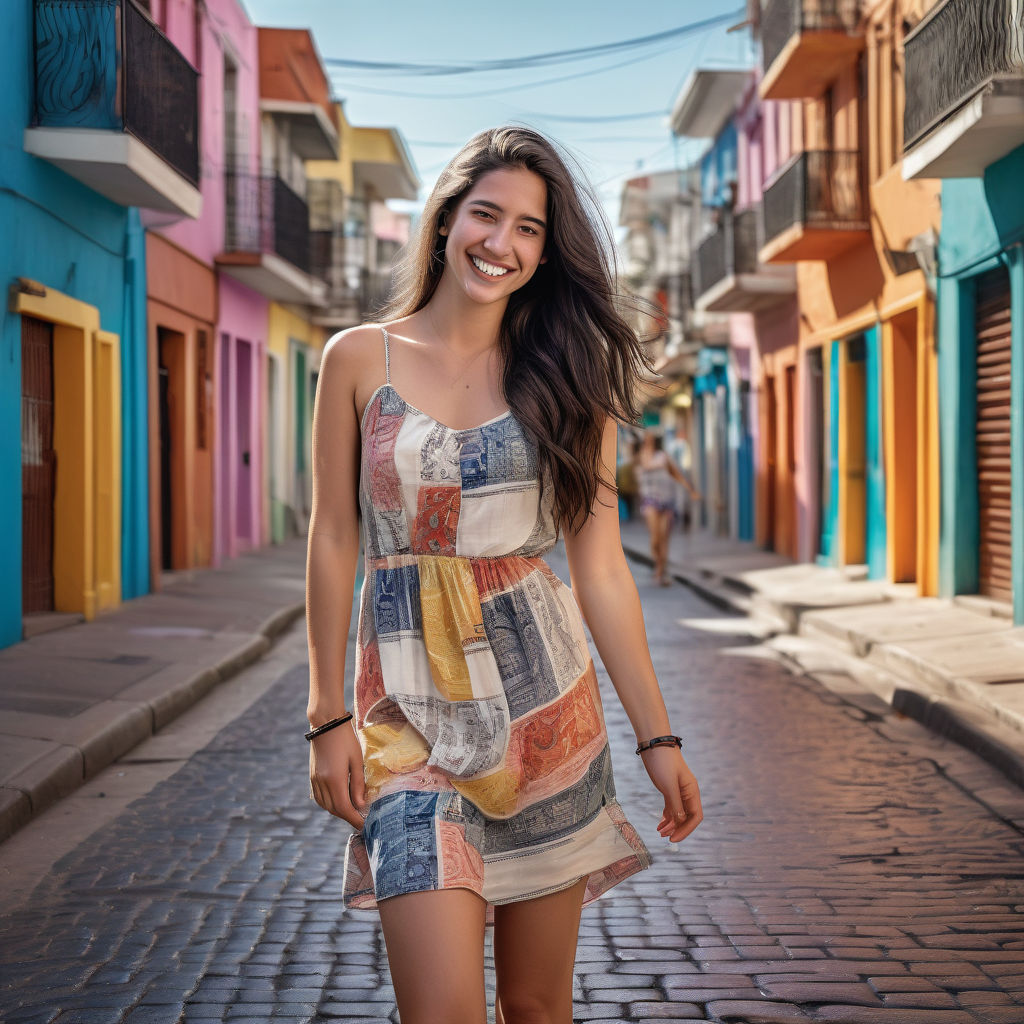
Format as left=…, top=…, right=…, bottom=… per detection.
left=380, top=325, right=391, bottom=385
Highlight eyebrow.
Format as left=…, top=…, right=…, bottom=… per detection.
left=469, top=199, right=547, bottom=230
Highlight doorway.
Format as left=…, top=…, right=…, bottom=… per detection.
left=236, top=339, right=253, bottom=547
left=886, top=310, right=919, bottom=582
left=763, top=374, right=777, bottom=549
left=158, top=327, right=186, bottom=571
left=21, top=316, right=56, bottom=614
left=806, top=347, right=826, bottom=561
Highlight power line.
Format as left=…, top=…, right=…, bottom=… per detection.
left=515, top=109, right=668, bottom=124
left=330, top=37, right=686, bottom=101
left=322, top=11, right=744, bottom=76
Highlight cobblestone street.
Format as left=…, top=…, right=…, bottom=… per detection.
left=3, top=545, right=1024, bottom=1024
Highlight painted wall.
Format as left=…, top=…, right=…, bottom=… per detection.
left=265, top=304, right=324, bottom=543
left=730, top=74, right=798, bottom=545
left=937, top=143, right=1024, bottom=623
left=701, top=122, right=738, bottom=209
left=216, top=278, right=268, bottom=562
left=307, top=102, right=356, bottom=194
left=780, top=0, right=941, bottom=581
left=146, top=234, right=217, bottom=577
left=145, top=0, right=262, bottom=264
left=1, top=0, right=148, bottom=647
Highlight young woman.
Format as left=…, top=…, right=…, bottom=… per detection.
left=305, top=126, right=702, bottom=1024
left=635, top=428, right=702, bottom=586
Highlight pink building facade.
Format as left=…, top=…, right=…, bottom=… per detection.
left=729, top=76, right=803, bottom=556
left=142, top=0, right=268, bottom=573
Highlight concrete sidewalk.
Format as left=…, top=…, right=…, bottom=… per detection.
left=0, top=539, right=309, bottom=842
left=619, top=517, right=1024, bottom=788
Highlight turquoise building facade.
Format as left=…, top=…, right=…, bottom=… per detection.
left=1, top=0, right=151, bottom=648
left=937, top=144, right=1024, bottom=624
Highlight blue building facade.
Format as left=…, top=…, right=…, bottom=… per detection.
left=937, top=144, right=1024, bottom=624
left=1, top=0, right=152, bottom=648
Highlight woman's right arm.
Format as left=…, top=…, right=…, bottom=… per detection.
left=306, top=329, right=369, bottom=829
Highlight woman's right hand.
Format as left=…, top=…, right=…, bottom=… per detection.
left=309, top=722, right=368, bottom=830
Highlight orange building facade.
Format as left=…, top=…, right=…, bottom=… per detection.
left=754, top=0, right=940, bottom=590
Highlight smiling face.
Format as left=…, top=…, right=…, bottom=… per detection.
left=438, top=165, right=549, bottom=306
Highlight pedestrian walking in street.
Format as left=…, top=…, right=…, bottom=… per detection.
left=305, top=125, right=703, bottom=1024
left=635, top=428, right=701, bottom=586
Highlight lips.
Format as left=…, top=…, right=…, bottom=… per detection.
left=468, top=253, right=513, bottom=279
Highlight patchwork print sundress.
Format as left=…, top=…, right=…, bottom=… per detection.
left=342, top=326, right=652, bottom=922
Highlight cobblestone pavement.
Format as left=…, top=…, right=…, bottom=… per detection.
left=3, top=544, right=1024, bottom=1024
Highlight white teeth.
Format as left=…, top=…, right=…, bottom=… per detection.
left=471, top=255, right=510, bottom=277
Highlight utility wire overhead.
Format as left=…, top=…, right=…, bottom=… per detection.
left=322, top=11, right=744, bottom=75
left=329, top=37, right=690, bottom=101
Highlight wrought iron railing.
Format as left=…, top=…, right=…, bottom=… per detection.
left=762, top=151, right=866, bottom=246
left=32, top=0, right=199, bottom=186
left=225, top=173, right=313, bottom=274
left=695, top=208, right=761, bottom=297
left=761, top=0, right=862, bottom=76
left=904, top=0, right=1024, bottom=151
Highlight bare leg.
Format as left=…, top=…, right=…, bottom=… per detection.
left=378, top=887, right=488, bottom=1024
left=493, top=876, right=588, bottom=1024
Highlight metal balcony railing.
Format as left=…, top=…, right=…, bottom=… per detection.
left=904, top=0, right=1024, bottom=151
left=761, top=0, right=862, bottom=75
left=32, top=0, right=199, bottom=185
left=762, top=151, right=866, bottom=246
left=225, top=173, right=312, bottom=274
left=695, top=208, right=761, bottom=297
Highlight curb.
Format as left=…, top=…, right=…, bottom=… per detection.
left=0, top=601, right=306, bottom=844
left=620, top=539, right=1024, bottom=793
left=892, top=688, right=1024, bottom=791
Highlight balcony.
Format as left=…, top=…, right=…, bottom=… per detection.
left=258, top=28, right=338, bottom=160
left=24, top=0, right=200, bottom=218
left=760, top=0, right=863, bottom=101
left=217, top=173, right=325, bottom=305
left=903, top=0, right=1024, bottom=180
left=760, top=151, right=869, bottom=263
left=694, top=207, right=796, bottom=312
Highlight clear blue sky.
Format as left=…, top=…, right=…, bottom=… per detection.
left=241, top=0, right=753, bottom=229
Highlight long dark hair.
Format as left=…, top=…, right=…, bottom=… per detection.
left=376, top=125, right=655, bottom=535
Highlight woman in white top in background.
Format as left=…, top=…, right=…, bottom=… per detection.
left=634, top=428, right=701, bottom=586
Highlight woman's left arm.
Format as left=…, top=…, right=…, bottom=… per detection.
left=563, top=416, right=703, bottom=843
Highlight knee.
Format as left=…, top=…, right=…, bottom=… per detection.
left=409, top=1003, right=486, bottom=1024
left=497, top=991, right=565, bottom=1024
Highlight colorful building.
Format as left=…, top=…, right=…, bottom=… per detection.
left=901, top=0, right=1024, bottom=623
left=308, top=105, right=419, bottom=332
left=232, top=28, right=337, bottom=546
left=3, top=0, right=199, bottom=646
left=752, top=0, right=940, bottom=588
left=672, top=69, right=798, bottom=544
left=617, top=168, right=729, bottom=453
left=137, top=0, right=264, bottom=577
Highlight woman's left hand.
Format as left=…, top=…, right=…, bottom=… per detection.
left=639, top=746, right=703, bottom=842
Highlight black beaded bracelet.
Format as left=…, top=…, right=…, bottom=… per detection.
left=305, top=712, right=353, bottom=741
left=635, top=734, right=683, bottom=755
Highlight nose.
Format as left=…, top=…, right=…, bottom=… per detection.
left=482, top=222, right=514, bottom=257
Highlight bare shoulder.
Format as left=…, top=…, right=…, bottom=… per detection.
left=322, top=323, right=385, bottom=373
left=320, top=324, right=389, bottom=421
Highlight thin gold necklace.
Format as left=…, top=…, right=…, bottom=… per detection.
left=426, top=306, right=497, bottom=390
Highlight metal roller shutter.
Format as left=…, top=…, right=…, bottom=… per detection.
left=975, top=267, right=1013, bottom=603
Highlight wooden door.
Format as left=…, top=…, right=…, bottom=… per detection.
left=21, top=316, right=55, bottom=614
